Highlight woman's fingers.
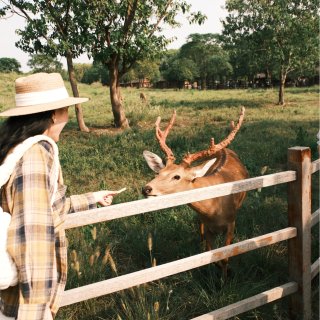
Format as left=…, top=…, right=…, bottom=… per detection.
left=94, top=188, right=126, bottom=206
left=103, top=195, right=113, bottom=206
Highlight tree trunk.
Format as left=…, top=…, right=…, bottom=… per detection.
left=109, top=64, right=129, bottom=129
left=201, top=78, right=207, bottom=90
left=278, top=69, right=287, bottom=105
left=66, top=52, right=89, bottom=132
left=266, top=68, right=272, bottom=88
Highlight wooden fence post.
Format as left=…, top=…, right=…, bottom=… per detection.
left=287, top=147, right=312, bottom=320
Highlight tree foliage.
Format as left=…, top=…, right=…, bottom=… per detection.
left=162, top=54, right=199, bottom=83
left=5, top=0, right=91, bottom=131
left=207, top=55, right=233, bottom=82
left=80, top=1, right=205, bottom=76
left=0, top=57, right=21, bottom=73
left=81, top=63, right=109, bottom=85
left=134, top=59, right=161, bottom=84
left=27, top=54, right=63, bottom=73
left=222, top=0, right=319, bottom=104
left=179, top=33, right=232, bottom=87
left=8, top=1, right=86, bottom=59
left=3, top=0, right=205, bottom=128
left=73, top=63, right=92, bottom=82
left=73, top=0, right=206, bottom=127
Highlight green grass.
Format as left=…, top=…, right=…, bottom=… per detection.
left=0, top=73, right=319, bottom=319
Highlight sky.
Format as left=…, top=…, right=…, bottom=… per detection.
left=0, top=0, right=227, bottom=72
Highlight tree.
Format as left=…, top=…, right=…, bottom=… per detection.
left=0, top=57, right=21, bottom=73
left=163, top=57, right=199, bottom=85
left=73, top=63, right=92, bottom=82
left=179, top=33, right=225, bottom=88
left=121, top=68, right=138, bottom=86
left=4, top=0, right=90, bottom=132
left=225, top=40, right=263, bottom=82
left=81, top=62, right=110, bottom=85
left=222, top=0, right=319, bottom=105
left=2, top=1, right=205, bottom=128
left=159, top=49, right=179, bottom=73
left=207, top=55, right=233, bottom=83
left=77, top=0, right=206, bottom=128
left=134, top=59, right=161, bottom=86
left=27, top=54, right=63, bottom=73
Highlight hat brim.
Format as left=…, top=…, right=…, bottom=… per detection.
left=0, top=97, right=89, bottom=117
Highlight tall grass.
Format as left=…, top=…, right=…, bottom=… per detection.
left=0, top=74, right=319, bottom=319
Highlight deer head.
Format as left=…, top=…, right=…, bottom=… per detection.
left=142, top=107, right=245, bottom=197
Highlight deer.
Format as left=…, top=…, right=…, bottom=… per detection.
left=142, top=107, right=249, bottom=277
left=140, top=92, right=147, bottom=103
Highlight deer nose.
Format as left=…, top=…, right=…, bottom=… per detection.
left=142, top=185, right=152, bottom=196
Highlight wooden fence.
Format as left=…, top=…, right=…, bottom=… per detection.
left=61, top=147, right=320, bottom=319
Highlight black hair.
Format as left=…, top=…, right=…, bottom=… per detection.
left=0, top=110, right=54, bottom=165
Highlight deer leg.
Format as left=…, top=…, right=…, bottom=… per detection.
left=199, top=221, right=207, bottom=251
left=200, top=221, right=205, bottom=242
left=204, top=227, right=215, bottom=251
left=205, top=229, right=228, bottom=276
left=198, top=218, right=206, bottom=251
left=221, top=221, right=235, bottom=278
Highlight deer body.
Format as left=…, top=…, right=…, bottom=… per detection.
left=190, top=150, right=248, bottom=249
left=142, top=108, right=248, bottom=275
left=140, top=92, right=147, bottom=103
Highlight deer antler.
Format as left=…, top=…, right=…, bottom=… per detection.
left=155, top=110, right=176, bottom=162
left=182, top=107, right=245, bottom=166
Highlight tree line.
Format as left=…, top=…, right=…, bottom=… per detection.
left=0, top=0, right=318, bottom=131
left=0, top=33, right=234, bottom=87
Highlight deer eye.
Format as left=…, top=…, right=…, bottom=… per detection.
left=173, top=175, right=181, bottom=180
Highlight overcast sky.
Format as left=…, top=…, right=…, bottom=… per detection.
left=0, top=0, right=227, bottom=72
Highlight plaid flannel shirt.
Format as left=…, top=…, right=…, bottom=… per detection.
left=0, top=141, right=96, bottom=319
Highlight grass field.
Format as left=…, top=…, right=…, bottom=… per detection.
left=0, top=73, right=319, bottom=319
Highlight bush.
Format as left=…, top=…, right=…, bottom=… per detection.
left=0, top=57, right=21, bottom=73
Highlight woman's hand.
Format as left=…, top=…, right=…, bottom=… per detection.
left=93, top=191, right=114, bottom=207
left=93, top=188, right=126, bottom=207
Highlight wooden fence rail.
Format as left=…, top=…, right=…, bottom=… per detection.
left=311, top=208, right=319, bottom=227
left=64, top=170, right=296, bottom=229
left=191, top=282, right=299, bottom=320
left=311, top=158, right=320, bottom=173
left=61, top=227, right=296, bottom=307
left=311, top=258, right=320, bottom=280
left=61, top=147, right=319, bottom=320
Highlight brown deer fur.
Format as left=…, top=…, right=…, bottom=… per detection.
left=142, top=108, right=248, bottom=276
left=140, top=92, right=147, bottom=103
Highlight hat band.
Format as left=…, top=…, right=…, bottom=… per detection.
left=15, top=87, right=69, bottom=107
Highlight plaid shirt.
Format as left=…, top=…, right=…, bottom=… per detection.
left=0, top=141, right=96, bottom=319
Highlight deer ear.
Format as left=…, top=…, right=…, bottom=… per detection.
left=143, top=150, right=165, bottom=173
left=192, top=158, right=217, bottom=179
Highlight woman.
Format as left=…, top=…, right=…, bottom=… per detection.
left=0, top=73, right=118, bottom=319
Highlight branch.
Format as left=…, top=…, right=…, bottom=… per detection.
left=64, top=0, right=71, bottom=33
left=44, top=0, right=66, bottom=37
left=120, top=1, right=175, bottom=76
left=0, top=0, right=14, bottom=19
left=148, top=0, right=174, bottom=38
left=122, top=0, right=139, bottom=41
left=10, top=0, right=33, bottom=21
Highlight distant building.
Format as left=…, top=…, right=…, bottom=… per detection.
left=121, top=78, right=151, bottom=88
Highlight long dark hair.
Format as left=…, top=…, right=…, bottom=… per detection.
left=0, top=111, right=54, bottom=165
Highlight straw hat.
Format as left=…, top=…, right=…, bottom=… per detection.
left=0, top=72, right=88, bottom=117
